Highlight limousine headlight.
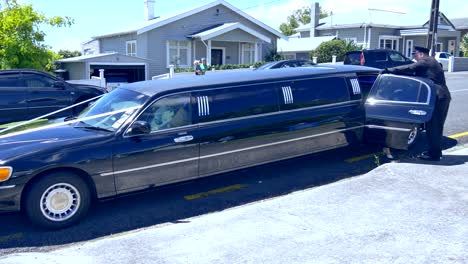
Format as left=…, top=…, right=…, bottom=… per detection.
left=0, top=167, right=13, bottom=182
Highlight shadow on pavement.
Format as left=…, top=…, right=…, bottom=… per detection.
left=0, top=135, right=464, bottom=254
left=0, top=144, right=383, bottom=253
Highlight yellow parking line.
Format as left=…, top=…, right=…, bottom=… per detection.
left=449, top=131, right=468, bottom=139
left=0, top=233, right=24, bottom=243
left=345, top=152, right=383, bottom=163
left=184, top=184, right=248, bottom=200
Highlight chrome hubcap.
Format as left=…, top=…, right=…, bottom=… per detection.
left=408, top=127, right=418, bottom=145
left=40, top=183, right=80, bottom=222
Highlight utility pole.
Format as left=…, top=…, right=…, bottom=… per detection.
left=426, top=0, right=440, bottom=56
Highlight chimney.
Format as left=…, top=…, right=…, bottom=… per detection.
left=144, top=0, right=155, bottom=21
left=310, top=2, right=320, bottom=37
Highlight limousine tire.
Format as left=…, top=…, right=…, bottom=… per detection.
left=407, top=125, right=419, bottom=147
left=24, top=172, right=91, bottom=229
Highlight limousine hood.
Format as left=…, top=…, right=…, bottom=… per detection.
left=0, top=125, right=112, bottom=165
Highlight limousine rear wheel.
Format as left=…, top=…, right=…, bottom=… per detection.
left=24, top=172, right=91, bottom=229
left=407, top=125, right=419, bottom=147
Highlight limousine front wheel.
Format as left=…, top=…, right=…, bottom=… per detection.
left=24, top=172, right=91, bottom=229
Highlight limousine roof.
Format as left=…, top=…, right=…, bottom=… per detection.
left=122, top=65, right=379, bottom=97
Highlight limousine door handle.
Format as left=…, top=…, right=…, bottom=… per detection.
left=173, top=135, right=194, bottom=143
left=408, top=109, right=427, bottom=116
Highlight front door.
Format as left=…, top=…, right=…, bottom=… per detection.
left=365, top=74, right=436, bottom=149
left=112, top=93, right=200, bottom=193
left=406, top=39, right=414, bottom=58
left=211, top=49, right=223, bottom=66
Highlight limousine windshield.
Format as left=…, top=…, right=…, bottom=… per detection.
left=77, top=88, right=148, bottom=131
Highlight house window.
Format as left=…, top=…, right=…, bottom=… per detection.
left=167, top=40, right=191, bottom=68
left=379, top=37, right=399, bottom=50
left=241, top=43, right=255, bottom=64
left=126, top=40, right=137, bottom=57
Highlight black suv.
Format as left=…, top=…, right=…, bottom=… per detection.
left=344, top=49, right=413, bottom=69
left=0, top=69, right=106, bottom=124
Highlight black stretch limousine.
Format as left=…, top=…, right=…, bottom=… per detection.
left=0, top=65, right=436, bottom=229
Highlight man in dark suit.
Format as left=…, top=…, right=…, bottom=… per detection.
left=382, top=46, right=451, bottom=161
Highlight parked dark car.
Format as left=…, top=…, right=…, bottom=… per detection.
left=255, top=59, right=316, bottom=70
left=0, top=69, right=106, bottom=124
left=0, top=66, right=436, bottom=229
left=344, top=49, right=414, bottom=69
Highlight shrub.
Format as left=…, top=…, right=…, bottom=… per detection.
left=310, top=39, right=362, bottom=63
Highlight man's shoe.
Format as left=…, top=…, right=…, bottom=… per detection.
left=417, top=152, right=442, bottom=161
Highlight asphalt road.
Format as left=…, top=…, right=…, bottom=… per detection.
left=0, top=72, right=467, bottom=256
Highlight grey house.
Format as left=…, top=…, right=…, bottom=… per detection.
left=57, top=0, right=284, bottom=82
left=280, top=2, right=462, bottom=60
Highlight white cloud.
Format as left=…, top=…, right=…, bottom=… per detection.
left=246, top=0, right=311, bottom=29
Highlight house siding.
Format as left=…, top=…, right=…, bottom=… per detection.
left=211, top=41, right=239, bottom=64
left=100, top=33, right=138, bottom=55
left=141, top=3, right=278, bottom=77
left=64, top=62, right=86, bottom=80
left=214, top=29, right=258, bottom=42
left=82, top=40, right=100, bottom=55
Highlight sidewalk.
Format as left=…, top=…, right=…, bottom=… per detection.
left=1, top=146, right=467, bottom=264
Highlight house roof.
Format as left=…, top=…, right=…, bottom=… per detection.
left=56, top=52, right=150, bottom=63
left=447, top=17, right=468, bottom=29
left=277, top=36, right=336, bottom=53
left=422, top=12, right=456, bottom=30
left=295, top=7, right=453, bottom=31
left=188, top=22, right=271, bottom=43
left=92, top=0, right=284, bottom=40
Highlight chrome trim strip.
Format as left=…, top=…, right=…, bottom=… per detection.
left=197, top=96, right=202, bottom=116
left=205, top=96, right=210, bottom=116
left=366, top=99, right=430, bottom=106
left=0, top=185, right=16, bottom=189
left=281, top=86, right=288, bottom=104
left=102, top=125, right=365, bottom=177
left=288, top=86, right=294, bottom=104
left=198, top=100, right=362, bottom=127
left=125, top=100, right=361, bottom=136
left=282, top=86, right=293, bottom=104
left=351, top=79, right=361, bottom=95
left=101, top=157, right=199, bottom=176
left=366, top=125, right=411, bottom=132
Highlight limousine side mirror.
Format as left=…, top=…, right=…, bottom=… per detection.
left=53, top=81, right=66, bottom=89
left=127, top=121, right=151, bottom=136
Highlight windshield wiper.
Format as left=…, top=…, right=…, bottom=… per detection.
left=74, top=121, right=113, bottom=132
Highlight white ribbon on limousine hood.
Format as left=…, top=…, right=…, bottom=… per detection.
left=0, top=95, right=142, bottom=139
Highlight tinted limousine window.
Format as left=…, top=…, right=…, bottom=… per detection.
left=372, top=75, right=429, bottom=104
left=280, top=77, right=350, bottom=110
left=137, top=93, right=192, bottom=131
left=196, top=84, right=278, bottom=122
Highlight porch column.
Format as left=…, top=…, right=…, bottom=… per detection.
left=207, top=40, right=212, bottom=65
left=254, top=41, right=259, bottom=62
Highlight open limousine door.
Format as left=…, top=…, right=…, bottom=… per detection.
left=364, top=74, right=436, bottom=150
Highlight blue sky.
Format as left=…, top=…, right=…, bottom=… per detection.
left=21, top=0, right=468, bottom=52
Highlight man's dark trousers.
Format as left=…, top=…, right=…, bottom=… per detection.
left=426, top=97, right=451, bottom=158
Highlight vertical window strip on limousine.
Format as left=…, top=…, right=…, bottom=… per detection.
left=350, top=79, right=361, bottom=95
left=282, top=86, right=294, bottom=104
left=197, top=96, right=210, bottom=116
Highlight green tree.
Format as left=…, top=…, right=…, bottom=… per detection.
left=58, top=50, right=81, bottom=59
left=0, top=0, right=73, bottom=71
left=461, top=33, right=468, bottom=57
left=310, top=39, right=361, bottom=63
left=279, top=6, right=329, bottom=36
